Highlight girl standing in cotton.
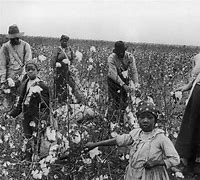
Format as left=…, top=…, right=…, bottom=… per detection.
left=85, top=101, right=180, bottom=180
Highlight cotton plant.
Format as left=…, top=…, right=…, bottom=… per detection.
left=0, top=124, right=6, bottom=131
left=46, top=126, right=56, bottom=142
left=83, top=81, right=101, bottom=107
left=92, top=175, right=109, bottom=180
left=146, top=96, right=155, bottom=105
left=87, top=64, right=93, bottom=71
left=3, top=89, right=11, bottom=94
left=38, top=55, right=47, bottom=62
left=56, top=62, right=61, bottom=68
left=4, top=133, right=11, bottom=142
left=89, top=57, right=94, bottom=63
left=122, top=70, right=128, bottom=79
left=170, top=91, right=182, bottom=104
left=31, top=169, right=43, bottom=179
left=54, top=103, right=98, bottom=123
left=7, top=78, right=15, bottom=87
left=88, top=147, right=101, bottom=159
left=110, top=131, right=120, bottom=138
left=62, top=58, right=70, bottom=65
left=75, top=50, right=83, bottom=62
left=24, top=85, right=43, bottom=105
left=71, top=130, right=81, bottom=144
left=56, top=132, right=70, bottom=153
left=110, top=122, right=119, bottom=131
left=171, top=171, right=184, bottom=179
left=90, top=46, right=96, bottom=53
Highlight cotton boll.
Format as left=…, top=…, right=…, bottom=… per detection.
left=71, top=131, right=81, bottom=144
left=122, top=71, right=128, bottom=78
left=89, top=147, right=101, bottom=159
left=3, top=89, right=11, bottom=94
left=174, top=91, right=182, bottom=100
left=90, top=46, right=96, bottom=52
left=175, top=172, right=184, bottom=178
left=46, top=127, right=56, bottom=142
left=29, top=121, right=36, bottom=127
left=147, top=96, right=155, bottom=105
left=7, top=78, right=15, bottom=87
left=56, top=62, right=61, bottom=67
left=30, top=85, right=43, bottom=94
left=62, top=58, right=70, bottom=65
left=75, top=50, right=83, bottom=62
left=111, top=131, right=119, bottom=138
left=83, top=158, right=92, bottom=164
left=38, top=55, right=47, bottom=62
left=171, top=91, right=182, bottom=104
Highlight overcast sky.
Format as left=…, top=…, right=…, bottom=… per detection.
left=0, top=0, right=200, bottom=46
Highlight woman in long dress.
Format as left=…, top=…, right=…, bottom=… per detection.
left=175, top=53, right=200, bottom=175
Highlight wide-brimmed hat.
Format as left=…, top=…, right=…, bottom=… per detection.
left=113, top=41, right=127, bottom=53
left=136, top=100, right=160, bottom=120
left=60, top=35, right=69, bottom=41
left=7, top=24, right=24, bottom=39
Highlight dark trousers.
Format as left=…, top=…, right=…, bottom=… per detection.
left=107, top=77, right=128, bottom=124
left=55, top=73, right=84, bottom=104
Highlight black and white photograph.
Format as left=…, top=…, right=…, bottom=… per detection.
left=0, top=0, right=200, bottom=179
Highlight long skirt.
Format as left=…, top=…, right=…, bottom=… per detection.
left=175, top=83, right=200, bottom=160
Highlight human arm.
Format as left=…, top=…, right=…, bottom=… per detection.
left=129, top=55, right=139, bottom=88
left=85, top=138, right=117, bottom=151
left=175, top=79, right=194, bottom=93
left=24, top=42, right=32, bottom=62
left=0, top=44, right=8, bottom=83
left=107, top=55, right=127, bottom=87
left=143, top=159, right=166, bottom=170
left=160, top=134, right=180, bottom=169
left=144, top=134, right=180, bottom=170
left=8, top=94, right=24, bottom=118
left=85, top=131, right=135, bottom=152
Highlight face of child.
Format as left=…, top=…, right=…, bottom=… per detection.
left=60, top=39, right=68, bottom=48
left=116, top=50, right=125, bottom=58
left=138, top=112, right=156, bottom=132
left=26, top=64, right=38, bottom=80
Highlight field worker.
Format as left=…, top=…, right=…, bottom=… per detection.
left=51, top=35, right=85, bottom=105
left=6, top=59, right=50, bottom=161
left=0, top=24, right=32, bottom=109
left=175, top=53, right=200, bottom=176
left=85, top=101, right=180, bottom=180
left=107, top=41, right=140, bottom=124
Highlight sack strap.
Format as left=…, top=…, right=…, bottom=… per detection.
left=8, top=43, right=24, bottom=67
left=58, top=46, right=73, bottom=62
left=59, top=46, right=68, bottom=59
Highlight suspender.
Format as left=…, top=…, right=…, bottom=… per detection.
left=8, top=43, right=24, bottom=67
left=58, top=46, right=73, bottom=62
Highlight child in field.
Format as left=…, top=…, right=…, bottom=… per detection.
left=6, top=59, right=50, bottom=160
left=51, top=35, right=85, bottom=105
left=85, top=101, right=180, bottom=180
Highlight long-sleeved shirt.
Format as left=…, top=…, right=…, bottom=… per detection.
left=0, top=40, right=32, bottom=83
left=107, top=52, right=139, bottom=86
left=116, top=128, right=180, bottom=180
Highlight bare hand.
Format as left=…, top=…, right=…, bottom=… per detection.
left=83, top=142, right=96, bottom=153
left=143, top=160, right=164, bottom=170
left=123, top=85, right=133, bottom=93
